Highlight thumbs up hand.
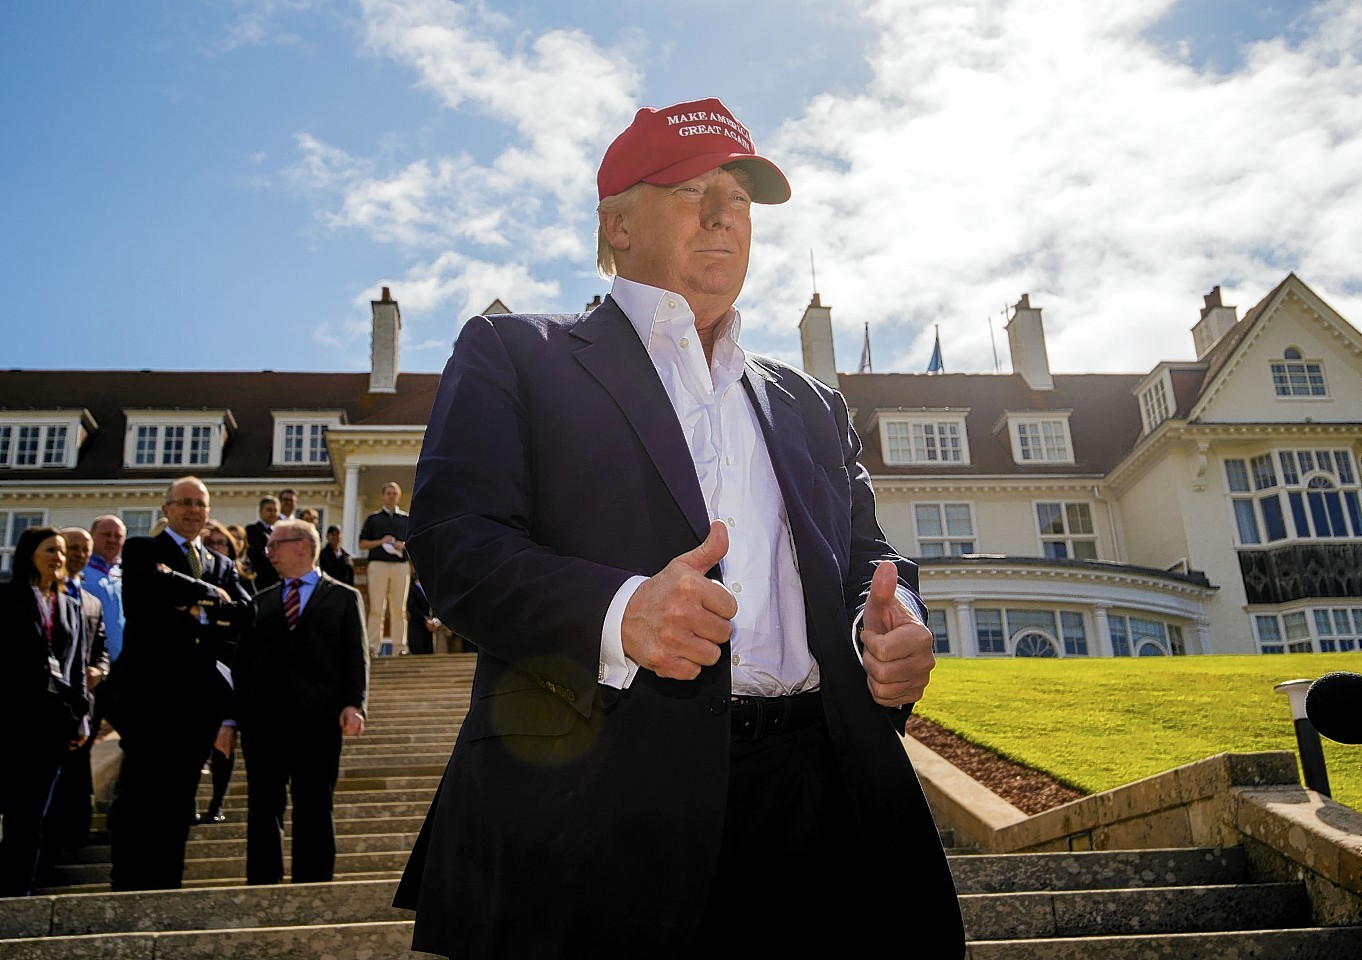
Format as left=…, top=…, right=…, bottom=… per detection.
left=860, top=561, right=936, bottom=707
left=622, top=521, right=738, bottom=680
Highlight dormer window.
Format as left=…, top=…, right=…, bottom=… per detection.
left=124, top=411, right=233, bottom=469
left=1138, top=375, right=1172, bottom=434
left=272, top=412, right=344, bottom=466
left=1270, top=348, right=1326, bottom=398
left=877, top=412, right=970, bottom=466
left=0, top=411, right=92, bottom=469
left=1006, top=413, right=1073, bottom=464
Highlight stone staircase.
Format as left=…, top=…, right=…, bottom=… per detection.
left=3, top=653, right=1361, bottom=958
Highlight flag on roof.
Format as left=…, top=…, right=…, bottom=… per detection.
left=926, top=325, right=944, bottom=374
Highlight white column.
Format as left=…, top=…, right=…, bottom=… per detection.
left=343, top=465, right=360, bottom=554
left=1092, top=605, right=1115, bottom=658
left=1195, top=617, right=1212, bottom=656
left=953, top=600, right=976, bottom=658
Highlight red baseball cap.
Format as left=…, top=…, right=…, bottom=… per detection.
left=597, top=97, right=791, bottom=204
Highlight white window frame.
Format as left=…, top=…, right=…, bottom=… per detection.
left=1253, top=605, right=1362, bottom=654
left=1224, top=448, right=1362, bottom=546
left=121, top=508, right=156, bottom=539
left=1035, top=500, right=1098, bottom=560
left=1270, top=349, right=1327, bottom=399
left=972, top=606, right=1090, bottom=658
left=123, top=411, right=232, bottom=469
left=1006, top=413, right=1074, bottom=464
left=0, top=412, right=88, bottom=469
left=913, top=502, right=976, bottom=556
left=271, top=412, right=344, bottom=466
left=878, top=413, right=970, bottom=466
left=0, top=508, right=48, bottom=574
left=1138, top=371, right=1173, bottom=434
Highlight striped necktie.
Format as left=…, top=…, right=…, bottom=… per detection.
left=186, top=541, right=203, bottom=579
left=284, top=579, right=303, bottom=629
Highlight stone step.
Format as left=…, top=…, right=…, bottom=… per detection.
left=42, top=849, right=413, bottom=887
left=5, top=880, right=407, bottom=938
left=949, top=847, right=1248, bottom=894
left=960, top=881, right=1310, bottom=940
left=55, top=831, right=417, bottom=866
left=0, top=920, right=431, bottom=960
left=965, top=927, right=1362, bottom=959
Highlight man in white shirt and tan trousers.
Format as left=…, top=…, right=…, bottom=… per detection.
left=395, top=96, right=965, bottom=959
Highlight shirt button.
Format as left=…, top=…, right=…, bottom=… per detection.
left=679, top=336, right=690, bottom=348
left=732, top=653, right=742, bottom=666
left=725, top=517, right=735, bottom=527
left=667, top=299, right=678, bottom=310
left=732, top=582, right=743, bottom=594
left=725, top=456, right=732, bottom=466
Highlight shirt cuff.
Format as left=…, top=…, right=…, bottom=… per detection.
left=851, top=585, right=918, bottom=666
left=599, top=575, right=646, bottom=690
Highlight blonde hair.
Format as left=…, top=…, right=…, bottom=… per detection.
left=596, top=182, right=646, bottom=278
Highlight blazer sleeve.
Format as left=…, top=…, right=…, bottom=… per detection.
left=835, top=385, right=926, bottom=625
left=409, top=316, right=634, bottom=712
left=339, top=582, right=369, bottom=716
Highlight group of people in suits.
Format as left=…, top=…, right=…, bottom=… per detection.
left=7, top=476, right=373, bottom=894
left=394, top=97, right=964, bottom=957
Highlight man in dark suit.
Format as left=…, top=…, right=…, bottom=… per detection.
left=244, top=496, right=281, bottom=591
left=317, top=524, right=356, bottom=587
left=234, top=519, right=368, bottom=885
left=394, top=98, right=964, bottom=958
left=105, top=476, right=252, bottom=890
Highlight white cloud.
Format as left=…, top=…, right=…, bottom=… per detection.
left=282, top=0, right=640, bottom=353
left=740, top=0, right=1362, bottom=373
left=352, top=252, right=562, bottom=361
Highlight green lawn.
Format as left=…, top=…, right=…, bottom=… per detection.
left=914, top=654, right=1362, bottom=812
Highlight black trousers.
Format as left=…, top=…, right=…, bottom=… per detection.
left=0, top=734, right=65, bottom=896
left=241, top=720, right=342, bottom=884
left=109, top=722, right=217, bottom=891
left=690, top=717, right=884, bottom=954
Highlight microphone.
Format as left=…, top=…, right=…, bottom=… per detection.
left=1305, top=672, right=1362, bottom=745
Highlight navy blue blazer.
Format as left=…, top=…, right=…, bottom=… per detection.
left=395, top=298, right=963, bottom=957
left=104, top=531, right=252, bottom=741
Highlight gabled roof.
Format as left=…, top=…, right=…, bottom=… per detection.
left=0, top=370, right=441, bottom=481
left=839, top=371, right=1144, bottom=476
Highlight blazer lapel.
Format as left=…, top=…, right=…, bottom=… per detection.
left=571, top=298, right=710, bottom=542
left=295, top=575, right=328, bottom=629
left=157, top=531, right=194, bottom=577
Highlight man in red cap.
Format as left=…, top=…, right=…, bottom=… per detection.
left=396, top=97, right=964, bottom=958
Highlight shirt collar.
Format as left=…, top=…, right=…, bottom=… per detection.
left=288, top=568, right=321, bottom=587
left=610, top=277, right=747, bottom=381
left=164, top=528, right=199, bottom=552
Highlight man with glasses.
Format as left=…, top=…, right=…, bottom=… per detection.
left=234, top=519, right=367, bottom=884
left=105, top=476, right=253, bottom=890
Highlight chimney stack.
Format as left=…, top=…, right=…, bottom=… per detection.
left=799, top=293, right=839, bottom=388
left=1191, top=286, right=1238, bottom=359
left=369, top=286, right=401, bottom=394
left=1005, top=293, right=1053, bottom=391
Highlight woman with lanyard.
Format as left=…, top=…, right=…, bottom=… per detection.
left=0, top=526, right=90, bottom=896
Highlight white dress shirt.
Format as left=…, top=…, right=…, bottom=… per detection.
left=598, top=278, right=818, bottom=697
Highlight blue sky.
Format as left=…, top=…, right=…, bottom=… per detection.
left=4, top=0, right=1360, bottom=376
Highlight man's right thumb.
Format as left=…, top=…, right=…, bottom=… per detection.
left=678, top=519, right=729, bottom=573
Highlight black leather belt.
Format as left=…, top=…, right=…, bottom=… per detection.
left=730, top=691, right=823, bottom=742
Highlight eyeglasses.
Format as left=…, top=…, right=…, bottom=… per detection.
left=167, top=498, right=209, bottom=509
left=264, top=537, right=308, bottom=552
left=204, top=538, right=231, bottom=549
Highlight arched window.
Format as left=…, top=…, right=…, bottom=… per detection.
left=1014, top=631, right=1058, bottom=657
left=1135, top=640, right=1167, bottom=656
left=1283, top=347, right=1302, bottom=360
